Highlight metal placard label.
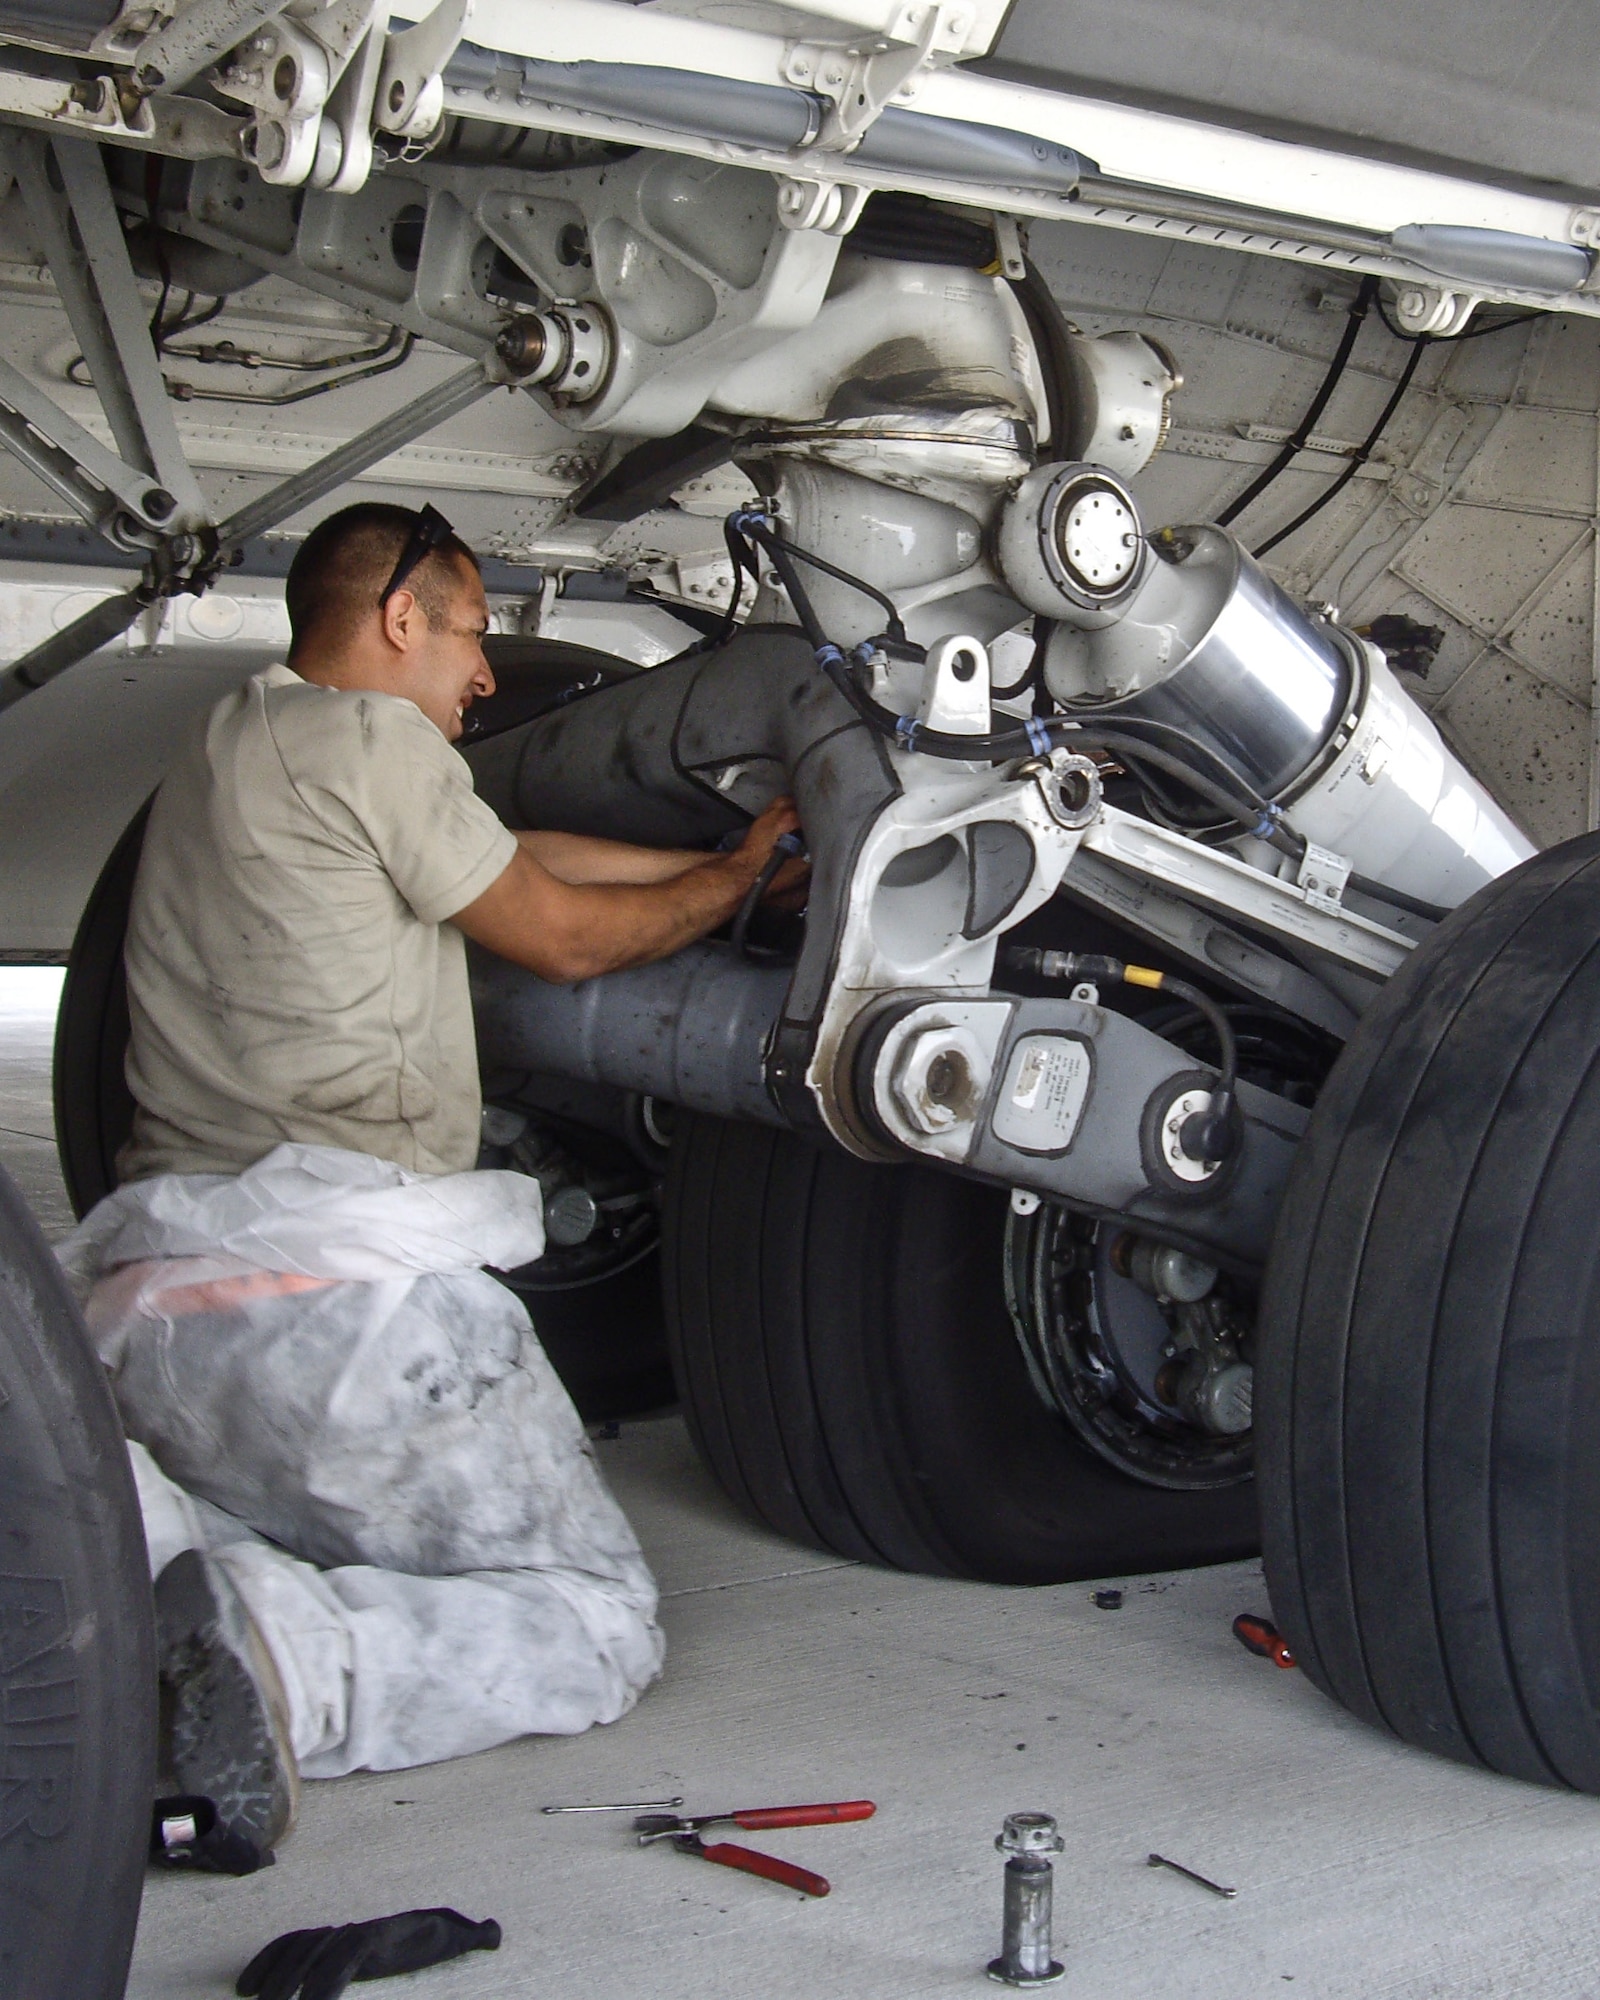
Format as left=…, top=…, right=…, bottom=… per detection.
left=991, top=1034, right=1092, bottom=1155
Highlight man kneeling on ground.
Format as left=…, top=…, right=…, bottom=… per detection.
left=59, top=501, right=804, bottom=1855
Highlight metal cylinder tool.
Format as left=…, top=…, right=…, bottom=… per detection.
left=988, top=1812, right=1066, bottom=1986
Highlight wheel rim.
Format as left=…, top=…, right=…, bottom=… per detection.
left=1004, top=1203, right=1254, bottom=1491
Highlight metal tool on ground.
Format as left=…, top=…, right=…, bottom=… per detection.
left=667, top=1831, right=833, bottom=1897
left=635, top=1798, right=875, bottom=1898
left=541, top=1796, right=684, bottom=1813
left=633, top=1799, right=875, bottom=1843
left=1232, top=1612, right=1297, bottom=1668
left=988, top=1812, right=1066, bottom=1986
left=1147, top=1852, right=1237, bottom=1899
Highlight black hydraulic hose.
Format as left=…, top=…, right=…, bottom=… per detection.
left=999, top=949, right=1241, bottom=1163
left=1343, top=870, right=1450, bottom=925
left=736, top=512, right=907, bottom=645
left=729, top=831, right=805, bottom=960
left=1008, top=257, right=1079, bottom=452
left=718, top=509, right=1451, bottom=926
left=1249, top=295, right=1540, bottom=562
left=1253, top=336, right=1428, bottom=558
left=1217, top=275, right=1378, bottom=528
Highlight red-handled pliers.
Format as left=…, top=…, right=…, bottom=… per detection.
left=634, top=1800, right=876, bottom=1899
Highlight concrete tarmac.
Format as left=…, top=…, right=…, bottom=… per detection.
left=4, top=971, right=1599, bottom=2000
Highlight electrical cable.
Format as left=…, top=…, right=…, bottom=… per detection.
left=1217, top=275, right=1379, bottom=527
left=717, top=511, right=1454, bottom=926
left=1374, top=297, right=1542, bottom=344
left=998, top=948, right=1242, bottom=1161
left=1250, top=294, right=1542, bottom=559
left=1252, top=336, right=1428, bottom=557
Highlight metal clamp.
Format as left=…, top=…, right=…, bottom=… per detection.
left=1296, top=841, right=1352, bottom=914
left=775, top=176, right=870, bottom=235
left=782, top=0, right=966, bottom=152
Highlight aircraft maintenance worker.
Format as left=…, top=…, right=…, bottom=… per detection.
left=58, top=500, right=804, bottom=1858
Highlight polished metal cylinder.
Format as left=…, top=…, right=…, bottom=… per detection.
left=988, top=1813, right=1065, bottom=1986
left=1099, top=527, right=1354, bottom=801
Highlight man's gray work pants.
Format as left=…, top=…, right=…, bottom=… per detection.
left=63, top=1144, right=664, bottom=1777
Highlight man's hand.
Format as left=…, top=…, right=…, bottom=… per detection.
left=452, top=795, right=808, bottom=984
left=736, top=797, right=809, bottom=911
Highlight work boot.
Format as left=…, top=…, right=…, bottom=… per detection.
left=155, top=1550, right=299, bottom=1857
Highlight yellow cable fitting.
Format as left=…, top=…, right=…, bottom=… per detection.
left=1123, top=966, right=1166, bottom=990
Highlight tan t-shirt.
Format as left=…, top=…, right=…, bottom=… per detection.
left=118, top=664, right=517, bottom=1182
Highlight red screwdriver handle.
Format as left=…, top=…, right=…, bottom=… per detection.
left=1232, top=1613, right=1296, bottom=1669
left=731, top=1800, right=876, bottom=1831
left=700, top=1841, right=831, bottom=1898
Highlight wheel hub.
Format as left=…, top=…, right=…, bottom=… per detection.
left=1003, top=1204, right=1254, bottom=1490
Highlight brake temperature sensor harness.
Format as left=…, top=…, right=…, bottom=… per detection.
left=999, top=948, right=1242, bottom=1166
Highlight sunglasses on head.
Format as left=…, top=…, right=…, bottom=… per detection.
left=378, top=504, right=456, bottom=608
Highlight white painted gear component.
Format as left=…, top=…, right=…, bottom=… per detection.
left=995, top=462, right=1147, bottom=626
left=1056, top=482, right=1140, bottom=593
left=1060, top=329, right=1182, bottom=476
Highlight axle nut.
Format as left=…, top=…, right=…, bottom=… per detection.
left=891, top=1025, right=991, bottom=1137
left=495, top=317, right=549, bottom=377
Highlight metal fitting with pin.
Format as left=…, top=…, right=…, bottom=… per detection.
left=987, top=1811, right=1066, bottom=1986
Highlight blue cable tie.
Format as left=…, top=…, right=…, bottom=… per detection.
left=1251, top=803, right=1285, bottom=840
left=895, top=715, right=921, bottom=750
left=1024, top=717, right=1053, bottom=755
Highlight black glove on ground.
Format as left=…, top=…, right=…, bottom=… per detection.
left=236, top=1908, right=501, bottom=2000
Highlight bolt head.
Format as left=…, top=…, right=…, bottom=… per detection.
left=996, top=1811, right=1064, bottom=1857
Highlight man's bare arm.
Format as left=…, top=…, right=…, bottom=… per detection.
left=513, top=829, right=706, bottom=885
left=454, top=797, right=803, bottom=982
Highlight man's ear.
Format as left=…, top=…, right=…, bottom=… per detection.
left=379, top=587, right=426, bottom=653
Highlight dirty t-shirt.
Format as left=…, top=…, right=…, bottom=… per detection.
left=118, top=664, right=518, bottom=1182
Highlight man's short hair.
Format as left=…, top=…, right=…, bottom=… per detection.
left=285, top=502, right=481, bottom=659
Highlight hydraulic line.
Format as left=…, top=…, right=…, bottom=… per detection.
left=728, top=831, right=805, bottom=961
left=1217, top=276, right=1378, bottom=528
left=1253, top=337, right=1427, bottom=558
left=720, top=509, right=1453, bottom=926
left=1251, top=298, right=1542, bottom=560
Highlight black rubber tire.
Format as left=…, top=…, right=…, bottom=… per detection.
left=661, top=1112, right=1259, bottom=1584
left=501, top=1252, right=676, bottom=1423
left=1258, top=831, right=1600, bottom=1790
left=54, top=805, right=147, bottom=1218
left=0, top=1159, right=156, bottom=1997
